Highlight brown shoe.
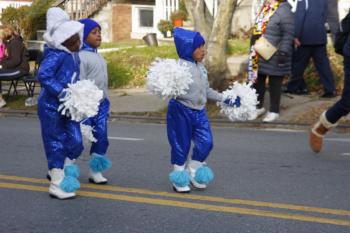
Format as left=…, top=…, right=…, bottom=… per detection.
left=309, top=122, right=327, bottom=153
left=309, top=112, right=338, bottom=153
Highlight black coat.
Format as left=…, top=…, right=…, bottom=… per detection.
left=1, top=36, right=29, bottom=73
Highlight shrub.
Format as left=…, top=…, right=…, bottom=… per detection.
left=157, top=20, right=173, bottom=34
left=104, top=45, right=178, bottom=88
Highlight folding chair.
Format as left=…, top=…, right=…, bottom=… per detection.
left=0, top=70, right=26, bottom=96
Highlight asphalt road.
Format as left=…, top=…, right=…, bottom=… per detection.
left=0, top=117, right=349, bottom=233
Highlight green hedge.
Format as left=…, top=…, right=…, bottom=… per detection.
left=104, top=45, right=178, bottom=88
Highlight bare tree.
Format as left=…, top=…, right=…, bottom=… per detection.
left=184, top=0, right=239, bottom=90
left=183, top=0, right=214, bottom=39
left=205, top=0, right=238, bottom=89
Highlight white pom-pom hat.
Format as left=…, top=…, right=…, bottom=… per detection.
left=43, top=7, right=84, bottom=53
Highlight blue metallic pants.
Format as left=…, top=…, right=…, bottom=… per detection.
left=167, top=99, right=213, bottom=166
left=38, top=98, right=84, bottom=169
left=84, top=98, right=110, bottom=155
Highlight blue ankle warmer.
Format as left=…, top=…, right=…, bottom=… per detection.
left=89, top=153, right=112, bottom=173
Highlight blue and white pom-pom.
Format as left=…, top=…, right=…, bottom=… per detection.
left=80, top=123, right=97, bottom=143
left=58, top=80, right=103, bottom=122
left=147, top=58, right=193, bottom=99
left=218, top=81, right=258, bottom=121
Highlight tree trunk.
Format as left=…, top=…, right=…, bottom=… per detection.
left=184, top=0, right=213, bottom=39
left=205, top=0, right=238, bottom=90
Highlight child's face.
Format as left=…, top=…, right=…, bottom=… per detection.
left=62, top=34, right=81, bottom=52
left=193, top=45, right=205, bottom=62
left=86, top=27, right=101, bottom=48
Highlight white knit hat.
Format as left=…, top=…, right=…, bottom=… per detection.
left=43, top=7, right=84, bottom=52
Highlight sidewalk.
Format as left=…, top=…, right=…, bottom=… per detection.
left=1, top=86, right=348, bottom=129
left=107, top=87, right=349, bottom=127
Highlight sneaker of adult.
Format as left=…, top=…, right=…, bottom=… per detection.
left=249, top=107, right=266, bottom=120
left=0, top=99, right=6, bottom=108
left=263, top=112, right=280, bottom=122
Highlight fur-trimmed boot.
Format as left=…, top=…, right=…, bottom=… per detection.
left=188, top=160, right=214, bottom=190
left=309, top=111, right=338, bottom=153
left=49, top=168, right=80, bottom=199
left=88, top=153, right=111, bottom=184
left=169, top=164, right=190, bottom=193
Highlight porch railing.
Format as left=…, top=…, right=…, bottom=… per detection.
left=53, top=0, right=109, bottom=20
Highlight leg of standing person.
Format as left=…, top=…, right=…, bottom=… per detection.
left=88, top=98, right=111, bottom=184
left=263, top=75, right=283, bottom=122
left=312, top=45, right=336, bottom=97
left=167, top=99, right=192, bottom=193
left=189, top=109, right=214, bottom=189
left=286, top=46, right=311, bottom=94
left=252, top=73, right=268, bottom=119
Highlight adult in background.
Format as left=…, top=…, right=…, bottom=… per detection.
left=285, top=0, right=336, bottom=97
left=0, top=25, right=29, bottom=108
left=248, top=0, right=294, bottom=122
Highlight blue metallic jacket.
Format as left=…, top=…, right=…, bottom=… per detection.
left=38, top=46, right=80, bottom=104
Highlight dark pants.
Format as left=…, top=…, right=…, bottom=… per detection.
left=287, top=45, right=335, bottom=94
left=326, top=57, right=350, bottom=123
left=254, top=73, right=283, bottom=113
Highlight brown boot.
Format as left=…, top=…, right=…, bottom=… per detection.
left=309, top=112, right=338, bottom=153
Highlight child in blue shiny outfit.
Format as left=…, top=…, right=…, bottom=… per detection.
left=78, top=18, right=111, bottom=184
left=168, top=28, right=234, bottom=193
left=38, top=7, right=84, bottom=199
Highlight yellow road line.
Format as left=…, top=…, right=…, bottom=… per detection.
left=1, top=174, right=350, bottom=217
left=0, top=182, right=349, bottom=227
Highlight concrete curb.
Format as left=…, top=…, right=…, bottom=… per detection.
left=2, top=108, right=350, bottom=131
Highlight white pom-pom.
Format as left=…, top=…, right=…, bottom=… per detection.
left=146, top=58, right=193, bottom=99
left=218, top=81, right=258, bottom=121
left=80, top=123, right=97, bottom=143
left=58, top=80, right=103, bottom=122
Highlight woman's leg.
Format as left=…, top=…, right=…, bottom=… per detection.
left=268, top=75, right=284, bottom=113
left=254, top=73, right=268, bottom=109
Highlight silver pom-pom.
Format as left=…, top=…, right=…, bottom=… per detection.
left=80, top=123, right=97, bottom=143
left=58, top=80, right=103, bottom=122
left=146, top=58, right=193, bottom=99
left=218, top=81, right=258, bottom=121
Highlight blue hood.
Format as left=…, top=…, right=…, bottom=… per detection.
left=173, top=28, right=205, bottom=63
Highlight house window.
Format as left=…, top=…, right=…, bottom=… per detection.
left=139, top=9, right=153, bottom=27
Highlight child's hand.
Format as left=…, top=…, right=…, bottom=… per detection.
left=223, top=97, right=241, bottom=107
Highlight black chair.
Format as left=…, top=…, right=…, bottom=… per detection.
left=23, top=49, right=43, bottom=97
left=0, top=70, right=27, bottom=96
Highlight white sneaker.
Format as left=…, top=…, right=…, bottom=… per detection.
left=0, top=99, right=6, bottom=108
left=249, top=107, right=266, bottom=120
left=171, top=164, right=191, bottom=193
left=89, top=171, right=108, bottom=184
left=263, top=112, right=280, bottom=122
left=187, top=160, right=207, bottom=189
